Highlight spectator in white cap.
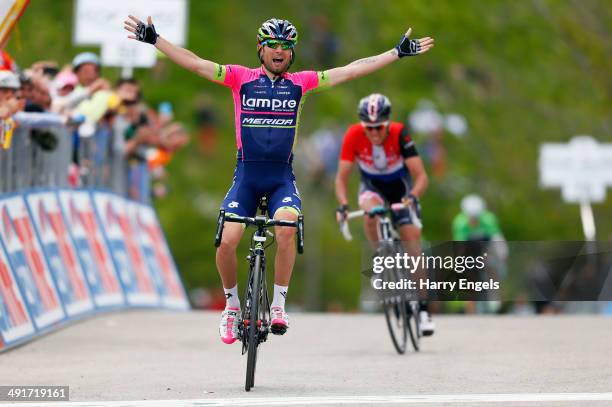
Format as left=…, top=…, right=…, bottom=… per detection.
left=0, top=69, right=68, bottom=127
left=0, top=71, right=22, bottom=118
left=72, top=52, right=101, bottom=87
left=0, top=70, right=20, bottom=99
left=67, top=53, right=111, bottom=122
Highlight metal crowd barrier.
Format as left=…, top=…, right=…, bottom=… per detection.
left=1, top=119, right=148, bottom=202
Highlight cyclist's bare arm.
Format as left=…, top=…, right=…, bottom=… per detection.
left=124, top=15, right=217, bottom=81
left=404, top=156, right=428, bottom=198
left=325, top=28, right=434, bottom=87
left=335, top=160, right=354, bottom=206
left=155, top=37, right=217, bottom=80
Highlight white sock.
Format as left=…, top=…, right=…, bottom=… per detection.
left=271, top=284, right=288, bottom=309
left=224, top=285, right=240, bottom=309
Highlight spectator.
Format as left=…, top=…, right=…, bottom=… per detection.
left=0, top=70, right=21, bottom=113
left=1, top=70, right=69, bottom=128
left=0, top=71, right=20, bottom=149
left=115, top=78, right=155, bottom=153
left=113, top=78, right=157, bottom=201
left=1, top=52, right=187, bottom=203
left=72, top=52, right=100, bottom=87
left=25, top=75, right=52, bottom=112
left=70, top=52, right=112, bottom=124
left=29, top=60, right=59, bottom=80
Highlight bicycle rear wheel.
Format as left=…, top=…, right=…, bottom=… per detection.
left=382, top=266, right=408, bottom=354
left=245, top=255, right=262, bottom=391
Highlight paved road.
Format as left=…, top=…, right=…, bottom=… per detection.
left=0, top=311, right=611, bottom=406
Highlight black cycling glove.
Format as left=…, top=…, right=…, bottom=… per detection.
left=395, top=34, right=421, bottom=58
left=336, top=204, right=350, bottom=220
left=407, top=193, right=421, bottom=213
left=135, top=21, right=159, bottom=45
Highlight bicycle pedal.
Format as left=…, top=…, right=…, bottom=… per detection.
left=270, top=323, right=287, bottom=335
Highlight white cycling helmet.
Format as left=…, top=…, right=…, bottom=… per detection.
left=461, top=194, right=485, bottom=218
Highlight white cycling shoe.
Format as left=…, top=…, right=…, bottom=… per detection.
left=419, top=311, right=435, bottom=337
left=219, top=307, right=240, bottom=344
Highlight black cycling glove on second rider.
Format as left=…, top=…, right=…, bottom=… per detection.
left=395, top=33, right=421, bottom=57
left=337, top=204, right=350, bottom=221
left=135, top=21, right=159, bottom=45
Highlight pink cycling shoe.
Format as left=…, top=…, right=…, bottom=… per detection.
left=270, top=306, right=289, bottom=335
left=219, top=307, right=240, bottom=344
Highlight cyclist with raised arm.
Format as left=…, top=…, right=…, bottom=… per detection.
left=124, top=16, right=434, bottom=344
left=335, top=94, right=434, bottom=335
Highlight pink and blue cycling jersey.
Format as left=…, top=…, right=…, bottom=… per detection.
left=213, top=64, right=329, bottom=163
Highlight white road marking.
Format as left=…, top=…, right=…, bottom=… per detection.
left=3, top=393, right=612, bottom=406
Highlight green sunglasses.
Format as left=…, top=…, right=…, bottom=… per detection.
left=262, top=39, right=295, bottom=50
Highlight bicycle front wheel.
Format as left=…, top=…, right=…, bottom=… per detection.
left=382, top=266, right=408, bottom=354
left=245, top=254, right=262, bottom=391
left=406, top=300, right=420, bottom=351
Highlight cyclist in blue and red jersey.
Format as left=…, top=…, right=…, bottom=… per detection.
left=124, top=16, right=434, bottom=344
left=335, top=94, right=435, bottom=335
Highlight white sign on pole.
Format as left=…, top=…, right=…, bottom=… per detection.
left=539, top=135, right=612, bottom=204
left=73, top=0, right=188, bottom=46
left=101, top=40, right=157, bottom=68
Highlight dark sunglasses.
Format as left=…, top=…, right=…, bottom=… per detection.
left=262, top=39, right=294, bottom=50
left=364, top=124, right=386, bottom=131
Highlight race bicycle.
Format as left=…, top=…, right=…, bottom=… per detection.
left=215, top=197, right=304, bottom=391
left=339, top=202, right=421, bottom=354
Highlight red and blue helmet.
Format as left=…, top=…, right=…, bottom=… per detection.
left=358, top=93, right=392, bottom=125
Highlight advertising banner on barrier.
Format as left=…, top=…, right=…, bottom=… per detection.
left=92, top=192, right=159, bottom=307
left=57, top=190, right=124, bottom=308
left=0, top=237, right=36, bottom=351
left=0, top=196, right=65, bottom=330
left=131, top=201, right=189, bottom=310
left=26, top=191, right=94, bottom=318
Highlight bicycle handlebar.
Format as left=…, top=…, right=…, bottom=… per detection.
left=214, top=210, right=304, bottom=254
left=339, top=202, right=422, bottom=241
left=224, top=215, right=298, bottom=228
